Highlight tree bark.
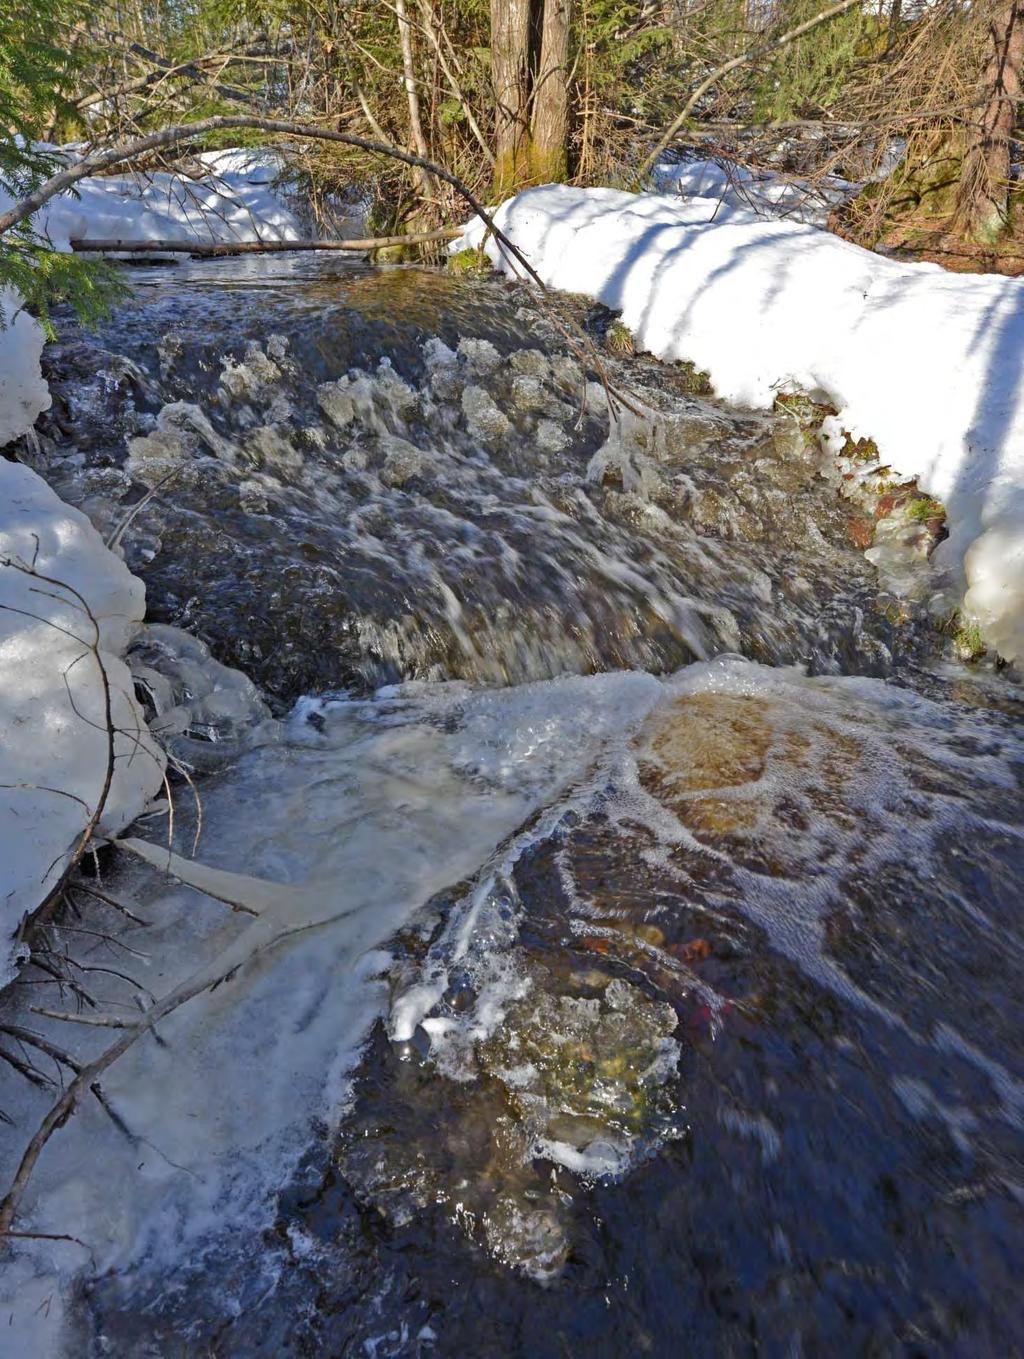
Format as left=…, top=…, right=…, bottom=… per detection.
left=491, top=0, right=532, bottom=194
left=530, top=0, right=573, bottom=183
left=394, top=0, right=437, bottom=198
left=952, top=0, right=1023, bottom=242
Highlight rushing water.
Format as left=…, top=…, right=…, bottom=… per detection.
left=2, top=257, right=1022, bottom=1357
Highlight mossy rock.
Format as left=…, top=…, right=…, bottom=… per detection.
left=946, top=614, right=987, bottom=662
left=774, top=391, right=837, bottom=429
left=447, top=246, right=491, bottom=276
left=372, top=241, right=415, bottom=263
left=906, top=496, right=945, bottom=524
left=844, top=435, right=880, bottom=463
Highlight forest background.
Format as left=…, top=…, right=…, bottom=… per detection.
left=1, top=0, right=1022, bottom=326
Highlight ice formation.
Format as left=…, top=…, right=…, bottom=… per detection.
left=0, top=668, right=675, bottom=1349
left=456, top=184, right=1024, bottom=662
left=0, top=288, right=50, bottom=446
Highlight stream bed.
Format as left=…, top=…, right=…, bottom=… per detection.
left=1, top=257, right=1022, bottom=1356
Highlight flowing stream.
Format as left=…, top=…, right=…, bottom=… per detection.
left=2, top=256, right=1022, bottom=1356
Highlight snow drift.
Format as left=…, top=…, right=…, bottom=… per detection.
left=0, top=461, right=165, bottom=976
left=457, top=184, right=1024, bottom=663
left=0, top=144, right=304, bottom=253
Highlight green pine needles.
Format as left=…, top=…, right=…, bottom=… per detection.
left=1, top=0, right=126, bottom=336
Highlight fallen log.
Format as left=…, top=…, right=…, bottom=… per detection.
left=69, top=227, right=462, bottom=257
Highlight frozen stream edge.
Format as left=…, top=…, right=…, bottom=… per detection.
left=0, top=669, right=666, bottom=1354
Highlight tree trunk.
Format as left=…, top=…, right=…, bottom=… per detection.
left=953, top=0, right=1023, bottom=242
left=491, top=0, right=532, bottom=194
left=394, top=0, right=436, bottom=199
left=530, top=0, right=573, bottom=183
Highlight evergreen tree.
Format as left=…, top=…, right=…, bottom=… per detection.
left=0, top=0, right=124, bottom=335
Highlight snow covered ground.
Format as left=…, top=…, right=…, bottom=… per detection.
left=652, top=157, right=857, bottom=225
left=0, top=461, right=165, bottom=979
left=456, top=184, right=1024, bottom=663
left=5, top=147, right=304, bottom=253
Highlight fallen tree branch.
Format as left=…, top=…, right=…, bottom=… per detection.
left=0, top=856, right=360, bottom=1236
left=69, top=228, right=461, bottom=256
left=0, top=113, right=642, bottom=416
left=0, top=115, right=542, bottom=288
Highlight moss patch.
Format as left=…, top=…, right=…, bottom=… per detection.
left=604, top=320, right=635, bottom=357
left=773, top=390, right=837, bottom=429
left=447, top=245, right=490, bottom=276
left=948, top=615, right=986, bottom=662
left=676, top=359, right=713, bottom=395
left=906, top=496, right=945, bottom=523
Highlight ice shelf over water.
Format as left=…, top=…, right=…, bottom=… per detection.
left=0, top=669, right=671, bottom=1354
left=2, top=656, right=1021, bottom=1351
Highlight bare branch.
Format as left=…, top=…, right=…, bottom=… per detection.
left=634, top=0, right=866, bottom=186
left=69, top=229, right=461, bottom=257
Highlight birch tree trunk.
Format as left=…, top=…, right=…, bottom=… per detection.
left=491, top=0, right=532, bottom=193
left=394, top=0, right=436, bottom=198
left=530, top=0, right=573, bottom=183
left=953, top=0, right=1023, bottom=242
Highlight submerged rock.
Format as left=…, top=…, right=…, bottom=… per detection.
left=479, top=971, right=680, bottom=1177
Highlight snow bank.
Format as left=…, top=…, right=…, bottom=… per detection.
left=0, top=146, right=302, bottom=962
left=21, top=160, right=303, bottom=253
left=0, top=461, right=165, bottom=974
left=457, top=185, right=1024, bottom=662
left=194, top=145, right=290, bottom=184
left=0, top=288, right=50, bottom=445
left=652, top=157, right=855, bottom=225
left=0, top=144, right=303, bottom=257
